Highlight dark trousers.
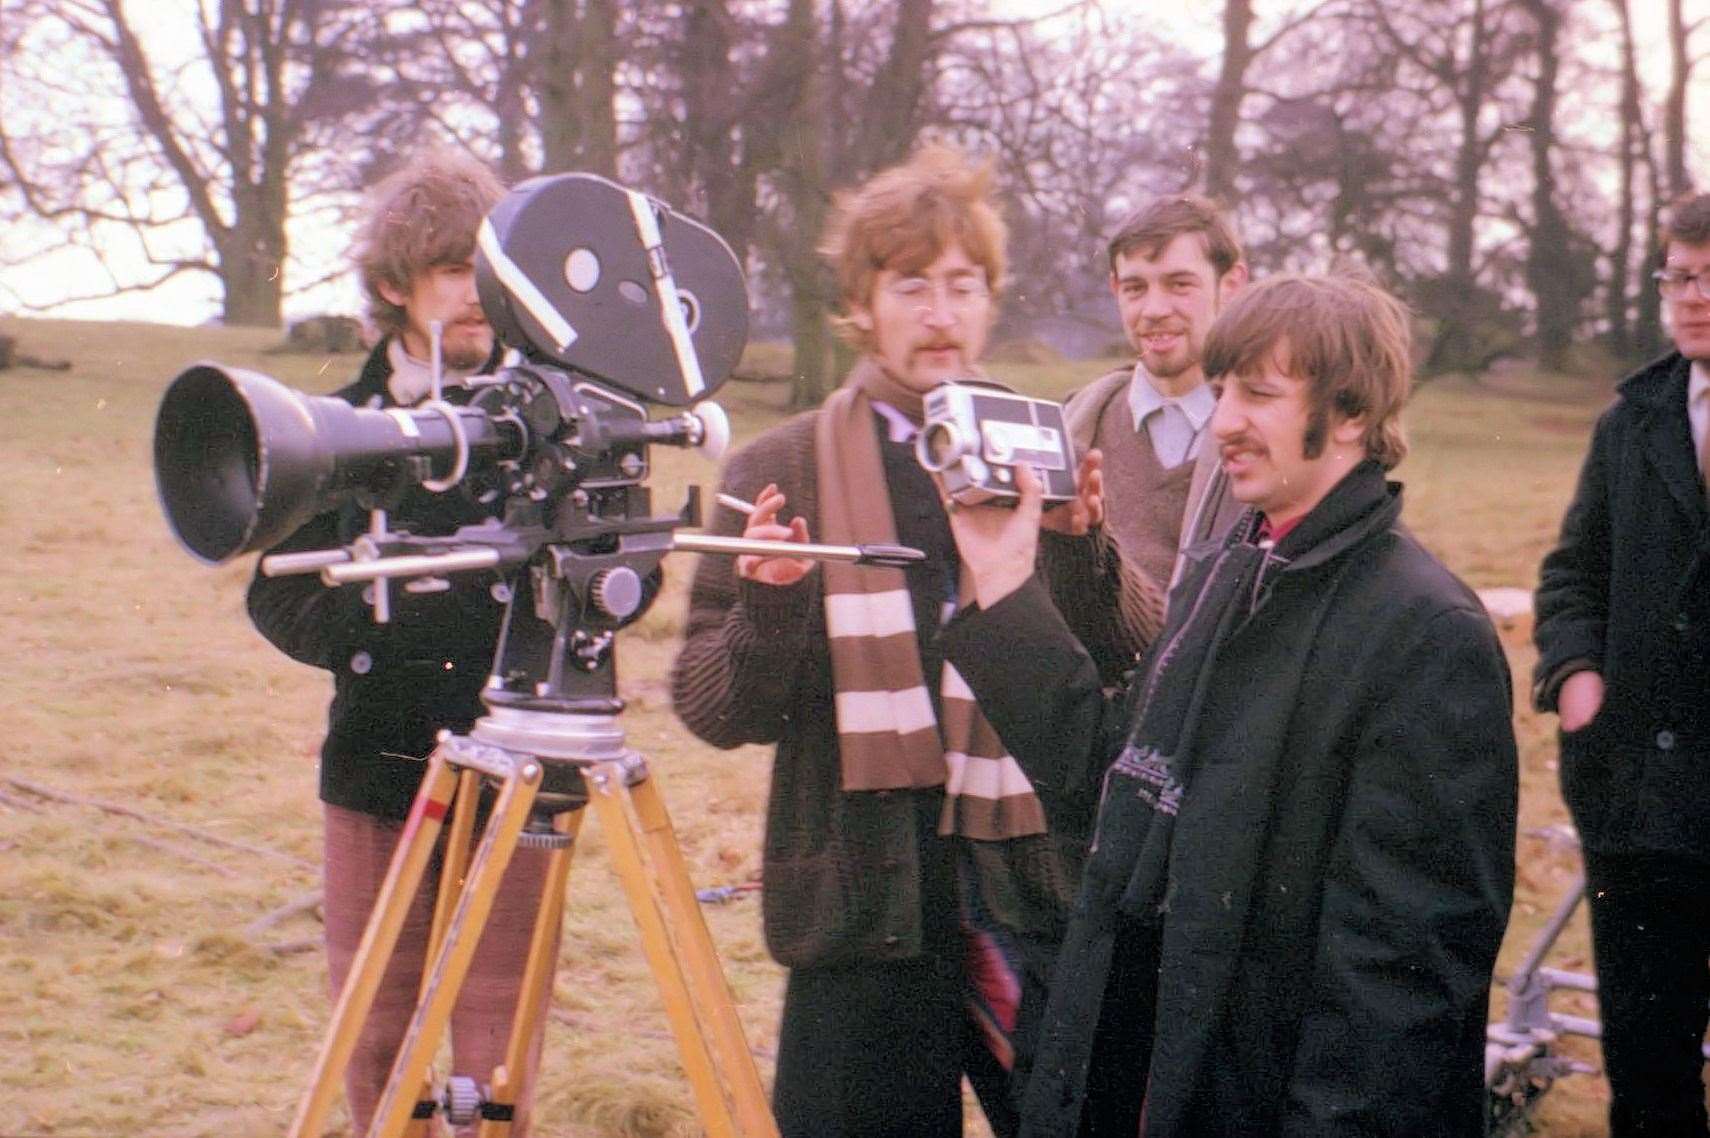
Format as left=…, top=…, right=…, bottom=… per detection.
left=773, top=954, right=1016, bottom=1138
left=1079, top=916, right=1160, bottom=1137
left=1584, top=851, right=1710, bottom=1137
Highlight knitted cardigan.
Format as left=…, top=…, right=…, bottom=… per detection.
left=670, top=409, right=1162, bottom=968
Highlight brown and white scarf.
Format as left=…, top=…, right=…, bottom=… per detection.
left=814, top=357, right=1047, bottom=841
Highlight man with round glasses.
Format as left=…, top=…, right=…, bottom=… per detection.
left=671, top=142, right=1160, bottom=1136
left=1534, top=190, right=1710, bottom=1136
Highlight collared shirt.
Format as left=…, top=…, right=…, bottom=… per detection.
left=871, top=399, right=920, bottom=444
left=1126, top=363, right=1215, bottom=469
left=1690, top=359, right=1709, bottom=476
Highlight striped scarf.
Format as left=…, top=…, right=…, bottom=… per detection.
left=814, top=357, right=1047, bottom=840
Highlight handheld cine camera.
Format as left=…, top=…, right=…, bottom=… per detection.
left=915, top=383, right=1077, bottom=507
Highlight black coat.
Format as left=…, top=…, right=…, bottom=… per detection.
left=1534, top=351, right=1710, bottom=861
left=945, top=462, right=1517, bottom=1137
left=246, top=340, right=509, bottom=820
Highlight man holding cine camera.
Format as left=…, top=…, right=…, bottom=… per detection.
left=671, top=143, right=1161, bottom=1137
left=246, top=150, right=558, bottom=1136
left=938, top=274, right=1517, bottom=1136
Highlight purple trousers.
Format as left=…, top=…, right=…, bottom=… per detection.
left=322, top=803, right=560, bottom=1136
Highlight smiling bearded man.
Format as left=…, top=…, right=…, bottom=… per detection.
left=1064, top=195, right=1251, bottom=594
left=939, top=273, right=1517, bottom=1137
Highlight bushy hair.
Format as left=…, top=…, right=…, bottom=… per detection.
left=1107, top=193, right=1243, bottom=278
left=353, top=149, right=505, bottom=338
left=1203, top=274, right=1412, bottom=470
left=818, top=142, right=1007, bottom=348
left=1662, top=191, right=1710, bottom=257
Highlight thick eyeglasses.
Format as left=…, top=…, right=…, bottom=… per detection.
left=1654, top=269, right=1710, bottom=301
left=886, top=274, right=991, bottom=316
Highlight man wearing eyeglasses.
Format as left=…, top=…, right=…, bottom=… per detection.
left=671, top=143, right=1160, bottom=1137
left=1534, top=191, right=1710, bottom=1137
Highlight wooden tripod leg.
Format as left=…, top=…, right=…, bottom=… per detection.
left=587, top=759, right=779, bottom=1138
left=476, top=807, right=582, bottom=1138
left=627, top=772, right=777, bottom=1138
left=428, top=768, right=484, bottom=970
left=365, top=757, right=542, bottom=1138
left=288, top=749, right=461, bottom=1138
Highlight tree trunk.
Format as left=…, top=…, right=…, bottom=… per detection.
left=1203, top=0, right=1254, bottom=204
left=217, top=216, right=287, bottom=326
left=852, top=0, right=935, bottom=173
left=1635, top=126, right=1666, bottom=355
left=538, top=0, right=618, bottom=175
left=681, top=0, right=759, bottom=264
left=1605, top=0, right=1638, bottom=357
left=774, top=0, right=832, bottom=408
left=1664, top=0, right=1694, bottom=196
left=1521, top=0, right=1572, bottom=372
left=1427, top=0, right=1490, bottom=375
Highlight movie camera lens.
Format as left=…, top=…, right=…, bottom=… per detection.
left=915, top=420, right=972, bottom=473
left=154, top=364, right=521, bottom=564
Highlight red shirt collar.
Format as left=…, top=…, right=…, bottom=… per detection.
left=1257, top=513, right=1304, bottom=545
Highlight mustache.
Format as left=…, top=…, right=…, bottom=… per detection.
left=1219, top=437, right=1264, bottom=457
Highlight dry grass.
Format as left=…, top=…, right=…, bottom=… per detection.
left=0, top=317, right=1627, bottom=1135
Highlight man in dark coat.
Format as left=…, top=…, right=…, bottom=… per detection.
left=1533, top=191, right=1710, bottom=1137
left=246, top=150, right=561, bottom=1136
left=940, top=274, right=1517, bottom=1136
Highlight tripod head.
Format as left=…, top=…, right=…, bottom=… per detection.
left=153, top=172, right=922, bottom=736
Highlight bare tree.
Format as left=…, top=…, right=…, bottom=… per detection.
left=1200, top=0, right=1333, bottom=205
left=1517, top=0, right=1587, bottom=371
left=1663, top=0, right=1703, bottom=196
left=1344, top=0, right=1533, bottom=373
left=1604, top=0, right=1642, bottom=357
left=941, top=6, right=1202, bottom=326
left=362, top=0, right=622, bottom=184
left=537, top=0, right=618, bottom=174
left=0, top=0, right=377, bottom=326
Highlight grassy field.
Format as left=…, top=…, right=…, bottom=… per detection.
left=0, top=316, right=1621, bottom=1135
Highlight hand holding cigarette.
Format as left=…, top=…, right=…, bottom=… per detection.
left=730, top=483, right=814, bottom=586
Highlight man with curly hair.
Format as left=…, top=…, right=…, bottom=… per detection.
left=247, top=149, right=557, bottom=1136
left=672, top=143, right=1159, bottom=1137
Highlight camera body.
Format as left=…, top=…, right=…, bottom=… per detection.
left=915, top=382, right=1077, bottom=507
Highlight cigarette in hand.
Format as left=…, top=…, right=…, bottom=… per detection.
left=716, top=492, right=757, bottom=516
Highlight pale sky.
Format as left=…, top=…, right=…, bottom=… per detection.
left=3, top=0, right=1703, bottom=327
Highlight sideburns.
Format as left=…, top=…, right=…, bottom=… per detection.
left=1302, top=405, right=1330, bottom=459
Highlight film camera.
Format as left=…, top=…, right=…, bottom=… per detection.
left=153, top=172, right=917, bottom=719
left=150, top=173, right=884, bottom=1138
left=915, top=382, right=1078, bottom=507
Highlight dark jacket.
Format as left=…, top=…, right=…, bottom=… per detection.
left=1534, top=351, right=1710, bottom=861
left=246, top=340, right=509, bottom=821
left=945, top=462, right=1518, bottom=1137
left=669, top=408, right=1162, bottom=969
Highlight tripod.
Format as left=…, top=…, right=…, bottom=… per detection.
left=288, top=701, right=777, bottom=1138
